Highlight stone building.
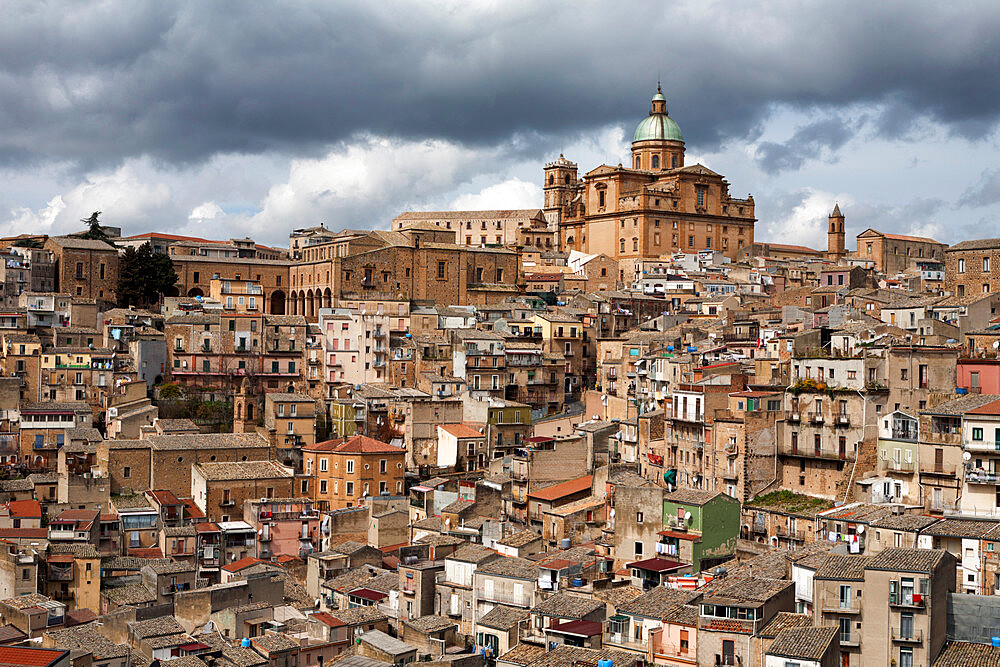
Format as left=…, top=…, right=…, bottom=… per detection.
left=289, top=227, right=521, bottom=318
left=546, top=86, right=755, bottom=265
left=856, top=228, right=946, bottom=275
left=43, top=237, right=119, bottom=303
left=191, top=461, right=295, bottom=523
left=391, top=209, right=554, bottom=249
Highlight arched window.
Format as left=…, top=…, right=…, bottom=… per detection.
left=635, top=156, right=641, bottom=169
left=548, top=175, right=554, bottom=185
left=672, top=155, right=678, bottom=168
left=620, top=239, right=626, bottom=252
left=563, top=175, right=570, bottom=184
left=652, top=155, right=660, bottom=169
left=633, top=238, right=639, bottom=251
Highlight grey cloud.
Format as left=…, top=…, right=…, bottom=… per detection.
left=1, top=1, right=1000, bottom=170
left=961, top=169, right=1000, bottom=207
left=755, top=117, right=855, bottom=173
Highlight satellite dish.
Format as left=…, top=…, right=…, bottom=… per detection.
left=963, top=451, right=972, bottom=461
left=994, top=341, right=999, bottom=349
left=856, top=525, right=865, bottom=534
left=684, top=511, right=692, bottom=522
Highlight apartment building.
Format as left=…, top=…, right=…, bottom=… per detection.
left=302, top=435, right=406, bottom=509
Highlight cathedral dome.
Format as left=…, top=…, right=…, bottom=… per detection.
left=632, top=87, right=683, bottom=143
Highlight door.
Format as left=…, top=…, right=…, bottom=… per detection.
left=841, top=651, right=850, bottom=667
left=935, top=448, right=944, bottom=473
left=722, top=639, right=734, bottom=666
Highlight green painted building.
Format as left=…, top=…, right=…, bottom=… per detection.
left=660, top=488, right=740, bottom=573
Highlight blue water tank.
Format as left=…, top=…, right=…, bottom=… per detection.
left=598, top=660, right=614, bottom=667
left=993, top=637, right=1000, bottom=647
left=957, top=387, right=968, bottom=395
left=240, top=638, right=251, bottom=648
left=666, top=345, right=674, bottom=352
left=572, top=578, right=584, bottom=587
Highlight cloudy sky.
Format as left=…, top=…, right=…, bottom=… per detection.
left=2, top=1, right=1000, bottom=249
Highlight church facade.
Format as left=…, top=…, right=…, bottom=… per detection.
left=543, top=86, right=756, bottom=279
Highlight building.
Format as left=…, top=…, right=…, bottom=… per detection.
left=302, top=435, right=406, bottom=509
left=391, top=209, right=553, bottom=249
left=856, top=228, right=946, bottom=275
left=190, top=461, right=296, bottom=523
left=944, top=237, right=1000, bottom=299
left=548, top=86, right=755, bottom=265
left=43, top=237, right=118, bottom=302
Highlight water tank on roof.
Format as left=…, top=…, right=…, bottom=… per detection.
left=560, top=538, right=571, bottom=549
left=598, top=660, right=614, bottom=667
left=240, top=638, right=251, bottom=648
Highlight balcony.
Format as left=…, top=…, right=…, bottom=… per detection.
left=477, top=589, right=531, bottom=607
left=821, top=598, right=860, bottom=615
left=834, top=413, right=850, bottom=427
left=966, top=468, right=1000, bottom=485
left=219, top=499, right=235, bottom=507
left=889, top=591, right=927, bottom=609
left=965, top=440, right=1000, bottom=453
left=603, top=632, right=646, bottom=653
left=785, top=411, right=801, bottom=422
left=839, top=633, right=860, bottom=647
left=919, top=463, right=957, bottom=478
left=47, top=566, right=73, bottom=581
left=809, top=412, right=825, bottom=424
left=775, top=526, right=807, bottom=542
left=891, top=628, right=923, bottom=644
left=883, top=460, right=916, bottom=473
left=780, top=444, right=850, bottom=461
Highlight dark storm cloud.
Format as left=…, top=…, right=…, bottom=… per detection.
left=2, top=1, right=1000, bottom=169
left=755, top=117, right=855, bottom=173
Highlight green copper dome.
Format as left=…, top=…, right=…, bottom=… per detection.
left=633, top=87, right=683, bottom=142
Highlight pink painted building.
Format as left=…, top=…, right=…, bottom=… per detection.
left=958, top=359, right=1000, bottom=395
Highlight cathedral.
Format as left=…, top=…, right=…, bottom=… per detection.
left=543, top=86, right=756, bottom=278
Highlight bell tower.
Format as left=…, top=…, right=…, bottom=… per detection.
left=827, top=203, right=846, bottom=260
left=542, top=154, right=578, bottom=227
left=233, top=377, right=255, bottom=434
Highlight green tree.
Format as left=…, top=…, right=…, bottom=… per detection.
left=80, top=211, right=110, bottom=240
left=117, top=242, right=179, bottom=307
left=11, top=238, right=42, bottom=249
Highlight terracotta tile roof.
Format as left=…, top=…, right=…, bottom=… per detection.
left=222, top=557, right=268, bottom=573
left=304, top=435, right=404, bottom=454
left=5, top=500, right=41, bottom=518
left=438, top=423, right=485, bottom=438
left=0, top=646, right=69, bottom=666
left=527, top=475, right=592, bottom=501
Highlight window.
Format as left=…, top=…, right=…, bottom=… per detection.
left=123, top=466, right=131, bottom=479
left=346, top=481, right=354, bottom=496
left=319, top=480, right=327, bottom=494
left=319, top=458, right=328, bottom=472
left=636, top=512, right=644, bottom=523
left=598, top=190, right=606, bottom=207
left=346, top=459, right=355, bottom=474
left=437, top=261, right=446, bottom=279
left=651, top=155, right=659, bottom=168
left=974, top=428, right=984, bottom=441
left=959, top=259, right=966, bottom=273
left=634, top=541, right=643, bottom=557
left=696, top=187, right=706, bottom=206
left=986, top=257, right=991, bottom=272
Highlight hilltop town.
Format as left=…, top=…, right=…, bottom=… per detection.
left=7, top=88, right=1000, bottom=667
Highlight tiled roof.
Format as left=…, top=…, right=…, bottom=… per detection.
left=921, top=518, right=999, bottom=538
left=251, top=632, right=300, bottom=654
left=332, top=605, right=388, bottom=626
left=193, top=461, right=292, bottom=481
left=767, top=625, right=839, bottom=661
left=934, top=641, right=1000, bottom=666
left=477, top=605, right=528, bottom=630
left=0, top=646, right=69, bottom=667
left=663, top=488, right=723, bottom=505
left=358, top=629, right=414, bottom=656
left=438, top=423, right=485, bottom=438
left=496, top=643, right=546, bottom=666
left=304, top=435, right=404, bottom=454
left=865, top=548, right=950, bottom=574
left=619, top=585, right=699, bottom=619
left=476, top=555, right=539, bottom=580
left=130, top=616, right=185, bottom=639
left=814, top=555, right=870, bottom=581
left=102, top=583, right=157, bottom=606
left=447, top=544, right=499, bottom=564
left=527, top=475, right=592, bottom=501
left=531, top=592, right=603, bottom=620
left=402, top=615, right=456, bottom=634
left=496, top=530, right=542, bottom=548
left=523, top=645, right=643, bottom=667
